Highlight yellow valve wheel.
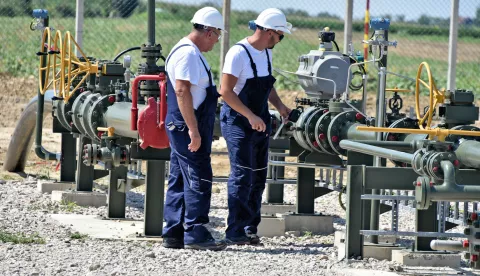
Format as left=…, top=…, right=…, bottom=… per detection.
left=357, top=126, right=480, bottom=142
left=415, top=62, right=445, bottom=130
left=38, top=27, right=53, bottom=94
left=52, top=30, right=64, bottom=97
left=61, top=31, right=98, bottom=103
left=385, top=87, right=411, bottom=93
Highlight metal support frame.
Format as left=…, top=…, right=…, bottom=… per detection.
left=144, top=160, right=166, bottom=236
left=76, top=135, right=94, bottom=191
left=107, top=165, right=127, bottom=218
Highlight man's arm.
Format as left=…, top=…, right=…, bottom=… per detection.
left=268, top=87, right=291, bottom=119
left=176, top=79, right=201, bottom=152
left=220, top=73, right=266, bottom=132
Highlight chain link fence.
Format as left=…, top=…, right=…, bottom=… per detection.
left=1, top=0, right=479, bottom=93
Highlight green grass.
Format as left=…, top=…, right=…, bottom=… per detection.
left=1, top=11, right=480, bottom=93
left=70, top=232, right=88, bottom=240
left=0, top=230, right=46, bottom=244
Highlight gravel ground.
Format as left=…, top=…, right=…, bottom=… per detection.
left=0, top=177, right=475, bottom=276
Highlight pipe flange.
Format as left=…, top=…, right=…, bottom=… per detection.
left=85, top=95, right=111, bottom=142
left=80, top=93, right=101, bottom=138
left=55, top=90, right=82, bottom=132
left=415, top=176, right=430, bottom=210
left=426, top=152, right=458, bottom=181
left=314, top=110, right=335, bottom=155
left=327, top=110, right=366, bottom=155
left=446, top=125, right=480, bottom=147
left=385, top=117, right=424, bottom=167
left=71, top=91, right=92, bottom=134
left=293, top=106, right=317, bottom=151
left=385, top=117, right=421, bottom=141
left=412, top=150, right=426, bottom=175
left=305, top=108, right=327, bottom=153
left=83, top=144, right=93, bottom=166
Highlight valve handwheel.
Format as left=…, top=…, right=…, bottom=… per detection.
left=415, top=62, right=445, bottom=130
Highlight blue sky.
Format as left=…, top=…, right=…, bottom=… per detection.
left=159, top=0, right=479, bottom=21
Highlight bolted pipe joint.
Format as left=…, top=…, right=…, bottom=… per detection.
left=415, top=160, right=480, bottom=209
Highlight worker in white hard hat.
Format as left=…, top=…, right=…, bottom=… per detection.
left=162, top=6, right=227, bottom=251
left=219, top=8, right=293, bottom=245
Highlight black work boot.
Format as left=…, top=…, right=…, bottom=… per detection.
left=184, top=238, right=227, bottom=251
left=162, top=237, right=184, bottom=249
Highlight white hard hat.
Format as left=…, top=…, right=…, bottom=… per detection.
left=190, top=7, right=225, bottom=31
left=254, top=8, right=292, bottom=34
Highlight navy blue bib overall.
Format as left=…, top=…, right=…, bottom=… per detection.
left=220, top=44, right=276, bottom=239
left=163, top=44, right=219, bottom=244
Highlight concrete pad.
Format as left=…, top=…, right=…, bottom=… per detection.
left=51, top=214, right=150, bottom=240
left=391, top=249, right=461, bottom=267
left=334, top=230, right=345, bottom=247
left=260, top=204, right=296, bottom=215
left=378, top=235, right=399, bottom=244
left=333, top=269, right=399, bottom=276
left=37, top=181, right=76, bottom=194
left=51, top=190, right=106, bottom=207
left=363, top=242, right=404, bottom=261
left=257, top=215, right=286, bottom=237
left=281, top=213, right=334, bottom=234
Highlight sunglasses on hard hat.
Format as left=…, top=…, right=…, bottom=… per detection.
left=271, top=30, right=284, bottom=41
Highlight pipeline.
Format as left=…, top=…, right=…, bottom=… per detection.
left=4, top=90, right=60, bottom=172
left=339, top=140, right=413, bottom=164
left=429, top=161, right=480, bottom=202
left=430, top=240, right=465, bottom=252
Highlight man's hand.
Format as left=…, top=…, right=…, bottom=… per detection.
left=248, top=114, right=266, bottom=132
left=188, top=129, right=201, bottom=152
left=278, top=104, right=291, bottom=121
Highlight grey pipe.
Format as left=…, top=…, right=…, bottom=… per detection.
left=429, top=161, right=480, bottom=202
left=430, top=240, right=465, bottom=252
left=147, top=0, right=155, bottom=46
left=339, top=140, right=413, bottom=164
left=104, top=102, right=146, bottom=138
left=351, top=140, right=414, bottom=152
left=455, top=140, right=480, bottom=169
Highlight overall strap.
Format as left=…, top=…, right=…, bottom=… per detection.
left=235, top=43, right=258, bottom=79
left=165, top=44, right=191, bottom=66
left=198, top=56, right=213, bottom=87
left=265, top=49, right=272, bottom=75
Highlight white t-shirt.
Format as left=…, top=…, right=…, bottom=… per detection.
left=222, top=38, right=273, bottom=95
left=166, top=37, right=214, bottom=109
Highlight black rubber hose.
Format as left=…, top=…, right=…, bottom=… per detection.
left=113, top=46, right=141, bottom=62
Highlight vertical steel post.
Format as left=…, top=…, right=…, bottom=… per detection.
left=343, top=0, right=353, bottom=54
left=60, top=133, right=76, bottom=182
left=144, top=160, right=166, bottom=236
left=107, top=165, right=127, bottom=218
left=447, top=0, right=459, bottom=91
left=266, top=149, right=285, bottom=203
left=75, top=136, right=94, bottom=191
left=296, top=154, right=315, bottom=213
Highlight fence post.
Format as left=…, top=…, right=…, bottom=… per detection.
left=343, top=0, right=353, bottom=54
left=219, top=0, right=231, bottom=74
left=447, top=0, right=459, bottom=91
left=75, top=0, right=84, bottom=57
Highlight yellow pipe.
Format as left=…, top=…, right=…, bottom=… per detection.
left=97, top=127, right=115, bottom=137
left=357, top=126, right=480, bottom=142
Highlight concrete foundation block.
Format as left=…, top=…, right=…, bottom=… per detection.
left=334, top=231, right=346, bottom=248
left=363, top=242, right=404, bottom=261
left=281, top=213, right=334, bottom=234
left=260, top=204, right=296, bottom=215
left=257, top=215, right=286, bottom=237
left=391, top=249, right=461, bottom=267
left=378, top=235, right=399, bottom=244
left=37, top=181, right=76, bottom=194
left=51, top=191, right=106, bottom=207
